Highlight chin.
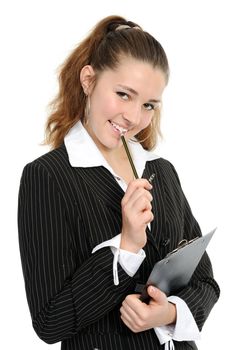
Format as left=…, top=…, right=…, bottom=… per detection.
left=103, top=135, right=121, bottom=148
left=106, top=143, right=121, bottom=150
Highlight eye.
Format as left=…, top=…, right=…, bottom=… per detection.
left=143, top=102, right=161, bottom=111
left=143, top=103, right=155, bottom=111
left=116, top=91, right=129, bottom=100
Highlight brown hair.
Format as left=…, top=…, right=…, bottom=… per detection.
left=44, top=15, right=169, bottom=150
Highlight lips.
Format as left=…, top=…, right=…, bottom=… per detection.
left=110, top=121, right=128, bottom=135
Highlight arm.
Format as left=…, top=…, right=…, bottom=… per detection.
left=154, top=296, right=201, bottom=345
left=18, top=162, right=136, bottom=344
left=92, top=233, right=146, bottom=285
left=120, top=160, right=219, bottom=338
left=169, top=163, right=220, bottom=331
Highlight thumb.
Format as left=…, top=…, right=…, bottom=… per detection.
left=147, top=286, right=167, bottom=304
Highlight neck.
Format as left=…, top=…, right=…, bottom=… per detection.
left=101, top=146, right=135, bottom=184
left=101, top=146, right=127, bottom=165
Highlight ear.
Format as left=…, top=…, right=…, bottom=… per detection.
left=80, top=65, right=96, bottom=95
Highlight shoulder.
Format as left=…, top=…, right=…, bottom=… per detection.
left=147, top=157, right=181, bottom=184
left=19, top=144, right=77, bottom=209
left=23, top=143, right=68, bottom=171
left=32, top=143, right=68, bottom=168
left=20, top=143, right=70, bottom=183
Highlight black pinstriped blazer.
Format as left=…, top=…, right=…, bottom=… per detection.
left=18, top=143, right=220, bottom=350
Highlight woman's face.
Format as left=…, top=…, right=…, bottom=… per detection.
left=82, top=57, right=166, bottom=154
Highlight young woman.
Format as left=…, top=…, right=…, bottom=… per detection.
left=18, top=15, right=220, bottom=350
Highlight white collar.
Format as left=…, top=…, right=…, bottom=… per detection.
left=64, top=120, right=160, bottom=178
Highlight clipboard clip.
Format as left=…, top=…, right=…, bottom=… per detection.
left=166, top=236, right=199, bottom=257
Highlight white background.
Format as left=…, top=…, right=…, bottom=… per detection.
left=0, top=0, right=232, bottom=349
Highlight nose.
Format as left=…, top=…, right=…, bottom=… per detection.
left=123, top=103, right=141, bottom=126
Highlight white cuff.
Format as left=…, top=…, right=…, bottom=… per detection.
left=92, top=234, right=122, bottom=253
left=92, top=234, right=145, bottom=285
left=154, top=296, right=201, bottom=347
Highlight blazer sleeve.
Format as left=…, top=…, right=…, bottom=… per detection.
left=18, top=161, right=135, bottom=344
left=168, top=162, right=220, bottom=331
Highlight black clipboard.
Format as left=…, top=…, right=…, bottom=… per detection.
left=139, top=228, right=216, bottom=302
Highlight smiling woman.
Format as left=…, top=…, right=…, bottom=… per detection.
left=44, top=16, right=169, bottom=152
left=18, top=15, right=219, bottom=350
left=79, top=58, right=166, bottom=163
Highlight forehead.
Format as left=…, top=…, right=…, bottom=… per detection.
left=97, top=57, right=166, bottom=97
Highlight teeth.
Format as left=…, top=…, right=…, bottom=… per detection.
left=111, top=122, right=128, bottom=135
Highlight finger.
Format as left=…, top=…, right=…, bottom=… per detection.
left=128, top=188, right=153, bottom=207
left=126, top=195, right=152, bottom=218
left=147, top=286, right=167, bottom=305
left=122, top=189, right=153, bottom=216
left=131, top=185, right=153, bottom=200
left=120, top=314, right=136, bottom=332
left=122, top=179, right=152, bottom=205
left=120, top=295, right=141, bottom=319
left=140, top=209, right=154, bottom=225
left=123, top=295, right=146, bottom=318
left=120, top=300, right=140, bottom=321
left=120, top=304, right=142, bottom=333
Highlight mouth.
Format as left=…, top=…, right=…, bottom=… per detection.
left=109, top=121, right=129, bottom=135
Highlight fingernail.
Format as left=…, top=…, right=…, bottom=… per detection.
left=149, top=286, right=156, bottom=293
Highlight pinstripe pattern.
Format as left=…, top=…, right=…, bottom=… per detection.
left=18, top=143, right=220, bottom=349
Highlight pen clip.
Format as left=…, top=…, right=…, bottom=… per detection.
left=148, top=173, right=155, bottom=184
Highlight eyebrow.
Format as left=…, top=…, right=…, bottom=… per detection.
left=117, top=84, right=161, bottom=103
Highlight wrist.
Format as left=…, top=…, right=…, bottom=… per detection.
left=120, top=235, right=145, bottom=253
left=167, top=302, right=177, bottom=325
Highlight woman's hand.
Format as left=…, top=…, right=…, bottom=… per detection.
left=120, top=286, right=177, bottom=333
left=120, top=179, right=153, bottom=252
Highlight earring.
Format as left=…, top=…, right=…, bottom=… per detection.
left=84, top=94, right=91, bottom=126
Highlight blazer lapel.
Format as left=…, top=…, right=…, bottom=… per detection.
left=142, top=164, right=161, bottom=256
left=75, top=164, right=161, bottom=256
left=74, top=166, right=124, bottom=215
